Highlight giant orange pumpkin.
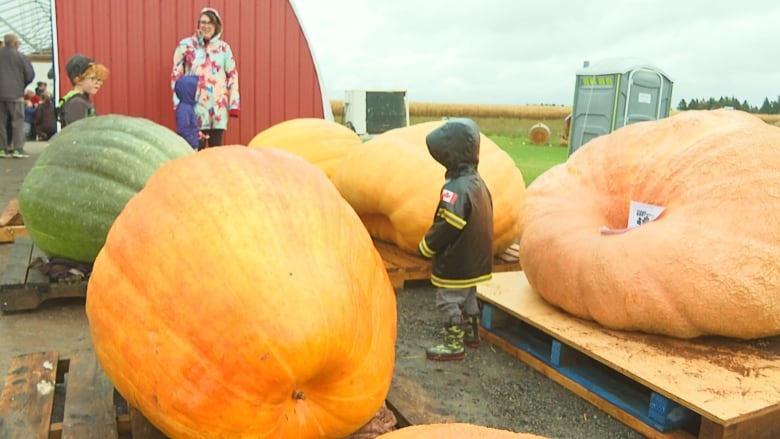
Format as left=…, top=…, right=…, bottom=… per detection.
left=520, top=109, right=780, bottom=339
left=331, top=121, right=525, bottom=255
left=86, top=146, right=397, bottom=438
left=377, top=423, right=548, bottom=438
left=247, top=117, right=363, bottom=177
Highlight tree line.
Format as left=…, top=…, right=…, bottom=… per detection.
left=677, top=96, right=780, bottom=114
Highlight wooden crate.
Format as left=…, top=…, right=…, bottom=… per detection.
left=0, top=237, right=87, bottom=313
left=0, top=199, right=26, bottom=243
left=478, top=271, right=780, bottom=439
left=375, top=239, right=521, bottom=289
left=0, top=349, right=166, bottom=439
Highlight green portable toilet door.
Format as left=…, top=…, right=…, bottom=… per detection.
left=365, top=91, right=406, bottom=134
left=622, top=68, right=666, bottom=126
left=568, top=74, right=618, bottom=155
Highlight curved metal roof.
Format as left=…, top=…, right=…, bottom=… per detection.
left=0, top=0, right=52, bottom=55
left=576, top=56, right=673, bottom=81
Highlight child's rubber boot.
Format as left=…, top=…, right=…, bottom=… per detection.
left=425, top=324, right=465, bottom=361
left=463, top=314, right=481, bottom=349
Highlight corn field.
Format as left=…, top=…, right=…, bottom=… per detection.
left=329, top=101, right=780, bottom=139
left=330, top=100, right=571, bottom=120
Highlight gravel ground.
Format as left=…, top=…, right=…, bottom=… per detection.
left=393, top=281, right=646, bottom=439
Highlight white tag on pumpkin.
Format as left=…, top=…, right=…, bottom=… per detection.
left=628, top=201, right=665, bottom=229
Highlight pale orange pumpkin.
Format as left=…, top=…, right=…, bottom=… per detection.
left=247, top=117, right=363, bottom=177
left=377, top=423, right=548, bottom=438
left=86, top=146, right=397, bottom=438
left=520, top=109, right=780, bottom=339
left=331, top=121, right=525, bottom=255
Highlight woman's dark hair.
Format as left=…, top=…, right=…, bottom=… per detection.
left=201, top=10, right=222, bottom=37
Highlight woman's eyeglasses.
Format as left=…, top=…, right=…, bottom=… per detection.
left=198, top=20, right=213, bottom=26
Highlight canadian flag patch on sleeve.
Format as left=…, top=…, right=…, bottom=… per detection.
left=441, top=189, right=458, bottom=204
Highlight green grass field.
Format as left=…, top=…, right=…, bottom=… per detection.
left=410, top=115, right=570, bottom=187
left=488, top=135, right=568, bottom=186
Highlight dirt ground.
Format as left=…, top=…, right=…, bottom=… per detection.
left=0, top=142, right=643, bottom=438
left=393, top=282, right=643, bottom=438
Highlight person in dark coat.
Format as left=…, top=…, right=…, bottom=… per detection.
left=417, top=118, right=494, bottom=361
left=174, top=75, right=200, bottom=149
left=33, top=92, right=56, bottom=140
left=0, top=33, right=35, bottom=158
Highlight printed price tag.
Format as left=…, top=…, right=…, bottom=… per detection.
left=628, top=201, right=665, bottom=229
left=600, top=200, right=666, bottom=235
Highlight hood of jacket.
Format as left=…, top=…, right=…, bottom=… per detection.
left=425, top=118, right=481, bottom=176
left=194, top=30, right=223, bottom=46
left=174, top=75, right=199, bottom=105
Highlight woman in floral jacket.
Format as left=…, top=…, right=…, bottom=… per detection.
left=171, top=7, right=239, bottom=148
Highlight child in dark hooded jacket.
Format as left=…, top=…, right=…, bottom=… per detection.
left=417, top=118, right=494, bottom=362
left=174, top=75, right=200, bottom=149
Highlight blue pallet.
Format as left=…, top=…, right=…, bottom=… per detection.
left=481, top=303, right=699, bottom=433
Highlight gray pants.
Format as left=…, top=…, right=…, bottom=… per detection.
left=436, top=286, right=479, bottom=325
left=0, top=100, right=25, bottom=152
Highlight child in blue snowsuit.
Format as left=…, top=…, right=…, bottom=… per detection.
left=174, top=75, right=200, bottom=149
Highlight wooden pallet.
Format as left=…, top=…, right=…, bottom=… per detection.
left=477, top=271, right=780, bottom=439
left=0, top=349, right=418, bottom=439
left=0, top=237, right=87, bottom=313
left=0, top=199, right=26, bottom=243
left=0, top=349, right=166, bottom=439
left=385, top=373, right=456, bottom=428
left=375, top=239, right=521, bottom=289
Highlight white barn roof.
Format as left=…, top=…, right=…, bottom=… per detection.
left=0, top=0, right=52, bottom=55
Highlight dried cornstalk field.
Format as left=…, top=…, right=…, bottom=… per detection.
left=330, top=100, right=571, bottom=121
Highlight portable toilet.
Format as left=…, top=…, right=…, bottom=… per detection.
left=567, top=57, right=673, bottom=155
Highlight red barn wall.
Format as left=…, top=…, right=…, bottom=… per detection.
left=52, top=0, right=328, bottom=145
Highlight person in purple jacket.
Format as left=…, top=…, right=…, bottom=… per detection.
left=174, top=75, right=200, bottom=150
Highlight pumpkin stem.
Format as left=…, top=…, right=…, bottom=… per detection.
left=292, top=389, right=306, bottom=400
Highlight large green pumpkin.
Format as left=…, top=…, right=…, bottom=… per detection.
left=18, top=115, right=193, bottom=263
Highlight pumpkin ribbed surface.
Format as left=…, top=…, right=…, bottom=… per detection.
left=377, top=423, right=549, bottom=438
left=247, top=117, right=363, bottom=177
left=18, top=115, right=193, bottom=263
left=331, top=121, right=525, bottom=255
left=519, top=109, right=780, bottom=339
left=86, top=146, right=397, bottom=438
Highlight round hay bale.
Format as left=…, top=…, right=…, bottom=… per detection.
left=529, top=122, right=551, bottom=145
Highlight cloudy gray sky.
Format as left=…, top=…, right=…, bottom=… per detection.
left=292, top=0, right=778, bottom=108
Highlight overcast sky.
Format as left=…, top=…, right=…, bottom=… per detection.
left=292, top=0, right=778, bottom=107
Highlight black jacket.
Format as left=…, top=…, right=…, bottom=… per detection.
left=418, top=118, right=494, bottom=288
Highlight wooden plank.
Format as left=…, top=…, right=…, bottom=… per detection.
left=0, top=199, right=23, bottom=226
left=374, top=240, right=428, bottom=273
left=60, top=351, right=118, bottom=439
left=480, top=330, right=694, bottom=439
left=478, top=272, right=780, bottom=430
left=0, top=226, right=27, bottom=243
left=386, top=373, right=455, bottom=427
left=0, top=237, right=88, bottom=312
left=482, top=305, right=698, bottom=433
left=0, top=236, right=35, bottom=287
left=699, top=413, right=780, bottom=439
left=494, top=243, right=520, bottom=265
left=129, top=405, right=168, bottom=439
left=0, top=283, right=87, bottom=313
left=0, top=351, right=59, bottom=439
left=27, top=244, right=49, bottom=284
